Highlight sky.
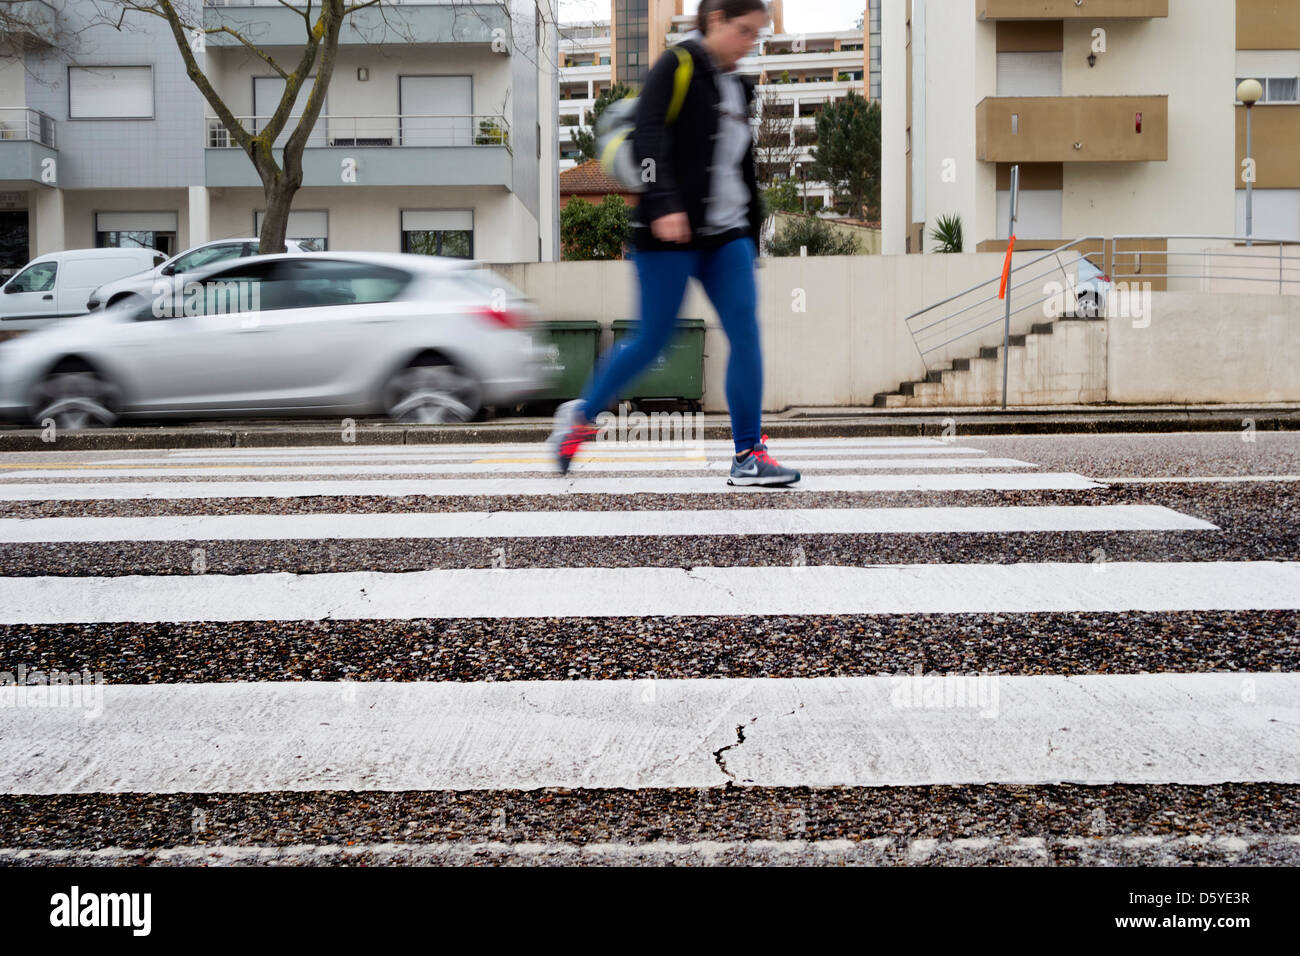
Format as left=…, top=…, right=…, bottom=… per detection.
left=557, top=1, right=867, bottom=33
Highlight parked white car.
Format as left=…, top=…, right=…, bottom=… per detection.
left=0, top=252, right=552, bottom=429
left=1072, top=257, right=1112, bottom=319
left=86, top=237, right=316, bottom=312
left=0, top=248, right=166, bottom=332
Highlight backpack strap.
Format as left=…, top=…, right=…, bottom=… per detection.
left=666, top=45, right=694, bottom=125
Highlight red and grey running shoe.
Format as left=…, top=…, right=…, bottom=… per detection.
left=727, top=434, right=801, bottom=487
left=549, top=399, right=598, bottom=475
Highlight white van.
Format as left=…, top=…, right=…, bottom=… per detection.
left=0, top=248, right=165, bottom=332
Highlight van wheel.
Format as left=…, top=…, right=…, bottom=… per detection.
left=30, top=365, right=121, bottom=430
left=382, top=357, right=482, bottom=424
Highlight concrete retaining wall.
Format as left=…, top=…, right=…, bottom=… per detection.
left=494, top=255, right=1300, bottom=410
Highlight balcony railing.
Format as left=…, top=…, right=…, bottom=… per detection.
left=206, top=114, right=510, bottom=150
left=0, top=108, right=56, bottom=149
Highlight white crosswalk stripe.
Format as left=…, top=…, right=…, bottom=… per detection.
left=0, top=472, right=1104, bottom=500
left=0, top=457, right=1041, bottom=479
left=0, top=505, right=1216, bottom=542
left=0, top=435, right=1294, bottom=861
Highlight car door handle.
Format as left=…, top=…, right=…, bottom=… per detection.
left=42, top=294, right=52, bottom=300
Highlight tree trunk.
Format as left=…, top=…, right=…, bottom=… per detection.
left=258, top=182, right=295, bottom=255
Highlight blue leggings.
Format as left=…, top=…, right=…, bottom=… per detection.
left=578, top=237, right=762, bottom=455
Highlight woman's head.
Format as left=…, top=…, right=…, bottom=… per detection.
left=697, top=0, right=768, bottom=70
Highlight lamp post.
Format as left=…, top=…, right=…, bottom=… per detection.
left=1237, top=78, right=1262, bottom=247
left=797, top=162, right=808, bottom=213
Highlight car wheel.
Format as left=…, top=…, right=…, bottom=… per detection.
left=30, top=365, right=121, bottom=430
left=382, top=357, right=482, bottom=424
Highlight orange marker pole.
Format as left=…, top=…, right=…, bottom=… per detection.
left=998, top=234, right=1017, bottom=300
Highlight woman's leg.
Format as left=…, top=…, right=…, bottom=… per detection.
left=577, top=247, right=697, bottom=424
left=698, top=238, right=762, bottom=456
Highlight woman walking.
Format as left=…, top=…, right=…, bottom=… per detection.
left=549, top=0, right=800, bottom=487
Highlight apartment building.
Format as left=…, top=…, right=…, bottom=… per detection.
left=883, top=0, right=1300, bottom=254
left=557, top=0, right=875, bottom=210
left=0, top=0, right=560, bottom=274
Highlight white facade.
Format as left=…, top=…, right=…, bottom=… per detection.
left=884, top=0, right=1240, bottom=253
left=558, top=14, right=869, bottom=211
left=0, top=1, right=561, bottom=270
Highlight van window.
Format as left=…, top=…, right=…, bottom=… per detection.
left=7, top=261, right=57, bottom=293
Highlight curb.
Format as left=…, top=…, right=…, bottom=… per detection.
left=0, top=409, right=1296, bottom=451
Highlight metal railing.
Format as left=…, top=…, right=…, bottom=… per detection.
left=0, top=108, right=56, bottom=149
left=205, top=114, right=510, bottom=150
left=1111, top=235, right=1300, bottom=294
left=904, top=237, right=1105, bottom=371
left=905, top=234, right=1300, bottom=373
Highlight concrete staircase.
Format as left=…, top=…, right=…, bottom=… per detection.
left=875, top=317, right=1107, bottom=408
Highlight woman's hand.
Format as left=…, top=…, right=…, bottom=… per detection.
left=652, top=212, right=691, bottom=244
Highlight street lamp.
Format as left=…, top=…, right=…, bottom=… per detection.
left=797, top=161, right=808, bottom=213
left=1237, top=78, right=1263, bottom=247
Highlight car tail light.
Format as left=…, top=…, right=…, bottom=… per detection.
left=472, top=305, right=530, bottom=330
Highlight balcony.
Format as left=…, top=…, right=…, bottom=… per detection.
left=0, top=109, right=57, bottom=184
left=976, top=96, right=1167, bottom=163
left=202, top=0, right=510, bottom=48
left=977, top=0, right=1167, bottom=19
left=3, top=0, right=58, bottom=44
left=204, top=114, right=512, bottom=189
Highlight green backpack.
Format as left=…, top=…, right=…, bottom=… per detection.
left=596, top=46, right=695, bottom=193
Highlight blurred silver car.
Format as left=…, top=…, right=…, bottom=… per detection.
left=86, top=237, right=315, bottom=312
left=0, top=252, right=550, bottom=429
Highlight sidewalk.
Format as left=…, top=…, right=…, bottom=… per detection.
left=1, top=403, right=1296, bottom=451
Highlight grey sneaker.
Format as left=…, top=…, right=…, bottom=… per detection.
left=728, top=434, right=801, bottom=487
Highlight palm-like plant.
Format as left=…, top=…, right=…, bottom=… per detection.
left=929, top=214, right=964, bottom=253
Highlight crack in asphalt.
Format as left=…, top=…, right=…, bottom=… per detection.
left=684, top=567, right=738, bottom=604
left=712, top=703, right=805, bottom=786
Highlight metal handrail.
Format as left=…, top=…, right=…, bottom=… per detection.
left=904, top=234, right=1300, bottom=370
left=904, top=237, right=1105, bottom=368
left=205, top=114, right=511, bottom=149
left=1111, top=235, right=1300, bottom=292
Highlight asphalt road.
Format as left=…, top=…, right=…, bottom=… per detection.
left=0, top=431, right=1297, bottom=866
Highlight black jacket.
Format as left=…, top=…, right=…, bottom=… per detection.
left=630, top=37, right=764, bottom=253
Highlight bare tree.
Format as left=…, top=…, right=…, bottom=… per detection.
left=753, top=88, right=798, bottom=187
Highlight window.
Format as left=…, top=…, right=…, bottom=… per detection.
left=69, top=66, right=153, bottom=119
left=273, top=258, right=413, bottom=309
left=7, top=261, right=56, bottom=293
left=1235, top=76, right=1300, bottom=103
left=996, top=52, right=1063, bottom=97
left=402, top=210, right=474, bottom=259
left=96, top=212, right=178, bottom=257
left=168, top=243, right=247, bottom=275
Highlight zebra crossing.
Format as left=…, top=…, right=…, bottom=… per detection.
left=0, top=434, right=1297, bottom=865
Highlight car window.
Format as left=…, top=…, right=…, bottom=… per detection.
left=149, top=259, right=277, bottom=317
left=170, top=244, right=246, bottom=274
left=270, top=259, right=413, bottom=310
left=7, top=261, right=57, bottom=293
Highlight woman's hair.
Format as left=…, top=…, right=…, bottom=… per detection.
left=697, top=0, right=768, bottom=35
